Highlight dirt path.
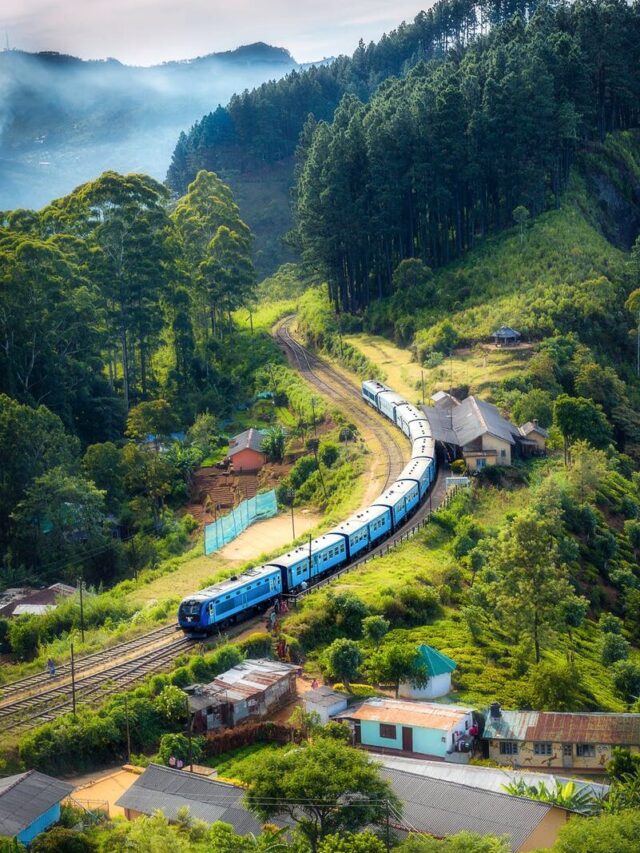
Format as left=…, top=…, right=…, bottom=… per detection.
left=219, top=510, right=321, bottom=561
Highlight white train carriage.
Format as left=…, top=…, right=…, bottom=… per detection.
left=412, top=436, right=436, bottom=461
left=395, top=403, right=426, bottom=437
left=362, top=380, right=390, bottom=407
left=408, top=418, right=432, bottom=442
left=377, top=390, right=407, bottom=424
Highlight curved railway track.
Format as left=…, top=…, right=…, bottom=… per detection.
left=276, top=318, right=407, bottom=490
left=0, top=316, right=446, bottom=737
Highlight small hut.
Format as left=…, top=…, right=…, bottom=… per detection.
left=492, top=325, right=521, bottom=347
left=398, top=645, right=457, bottom=699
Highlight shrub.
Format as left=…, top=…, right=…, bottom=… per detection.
left=157, top=732, right=204, bottom=766
left=240, top=632, right=273, bottom=658
left=601, top=633, right=630, bottom=666
left=319, top=442, right=340, bottom=467
left=611, top=661, right=640, bottom=704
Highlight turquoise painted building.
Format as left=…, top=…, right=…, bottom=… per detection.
left=341, top=697, right=473, bottom=759
left=0, top=770, right=73, bottom=845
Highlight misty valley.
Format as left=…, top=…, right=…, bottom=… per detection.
left=0, top=43, right=299, bottom=209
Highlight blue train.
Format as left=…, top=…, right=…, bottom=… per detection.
left=178, top=380, right=437, bottom=634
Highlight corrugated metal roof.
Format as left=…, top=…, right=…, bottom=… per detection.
left=380, top=767, right=553, bottom=852
left=228, top=428, right=266, bottom=457
left=115, top=764, right=266, bottom=832
left=422, top=406, right=458, bottom=444
left=188, top=659, right=299, bottom=711
left=340, top=698, right=471, bottom=730
left=378, top=756, right=609, bottom=800
left=0, top=770, right=73, bottom=837
left=484, top=710, right=640, bottom=745
left=493, top=326, right=521, bottom=338
left=303, top=687, right=349, bottom=709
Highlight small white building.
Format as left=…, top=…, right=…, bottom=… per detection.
left=303, top=686, right=349, bottom=724
left=399, top=645, right=457, bottom=700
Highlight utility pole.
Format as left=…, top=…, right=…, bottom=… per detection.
left=385, top=799, right=391, bottom=852
left=311, top=398, right=317, bottom=437
left=70, top=642, right=77, bottom=720
left=78, top=576, right=85, bottom=643
left=124, top=694, right=132, bottom=762
left=288, top=488, right=295, bottom=540
left=185, top=695, right=193, bottom=772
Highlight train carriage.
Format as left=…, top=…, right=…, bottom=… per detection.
left=372, top=479, right=420, bottom=528
left=376, top=390, right=407, bottom=424
left=332, top=505, right=393, bottom=559
left=267, top=545, right=312, bottom=592
left=408, top=418, right=431, bottom=443
left=178, top=565, right=282, bottom=633
left=308, top=533, right=348, bottom=580
left=395, top=403, right=426, bottom=437
left=362, top=380, right=390, bottom=407
left=397, top=457, right=433, bottom=499
left=412, top=436, right=435, bottom=461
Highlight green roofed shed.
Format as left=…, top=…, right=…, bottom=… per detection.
left=399, top=645, right=457, bottom=700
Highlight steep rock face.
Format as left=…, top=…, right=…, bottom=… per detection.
left=581, top=131, right=640, bottom=251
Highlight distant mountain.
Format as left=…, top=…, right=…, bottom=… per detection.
left=0, top=43, right=299, bottom=210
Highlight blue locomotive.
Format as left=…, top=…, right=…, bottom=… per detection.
left=178, top=379, right=437, bottom=634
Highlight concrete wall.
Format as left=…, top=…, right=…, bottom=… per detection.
left=17, top=802, right=62, bottom=846
left=489, top=740, right=640, bottom=771
left=481, top=434, right=512, bottom=465
left=398, top=673, right=452, bottom=700
left=231, top=448, right=265, bottom=471
left=360, top=712, right=473, bottom=758
left=519, top=807, right=569, bottom=852
left=304, top=697, right=348, bottom=725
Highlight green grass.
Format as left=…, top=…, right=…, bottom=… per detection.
left=206, top=742, right=287, bottom=782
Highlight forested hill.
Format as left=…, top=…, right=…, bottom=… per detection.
left=167, top=0, right=535, bottom=272
left=295, top=0, right=640, bottom=313
left=0, top=43, right=296, bottom=211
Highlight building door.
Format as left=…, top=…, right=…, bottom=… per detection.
left=402, top=727, right=413, bottom=753
left=354, top=722, right=361, bottom=745
left=562, top=743, right=573, bottom=768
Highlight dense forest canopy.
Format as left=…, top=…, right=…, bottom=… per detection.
left=167, top=0, right=542, bottom=195
left=0, top=170, right=264, bottom=586
left=294, top=0, right=640, bottom=313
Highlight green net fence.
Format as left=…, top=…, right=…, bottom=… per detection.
left=204, top=489, right=278, bottom=555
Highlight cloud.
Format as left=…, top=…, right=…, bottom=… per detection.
left=5, top=0, right=430, bottom=64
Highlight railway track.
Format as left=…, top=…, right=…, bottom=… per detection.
left=0, top=623, right=180, bottom=706
left=275, top=318, right=449, bottom=597
left=0, top=633, right=194, bottom=735
left=0, top=316, right=444, bottom=737
left=276, top=318, right=407, bottom=490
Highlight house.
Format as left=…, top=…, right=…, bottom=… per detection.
left=379, top=765, right=571, bottom=852
left=378, top=755, right=609, bottom=807
left=116, top=763, right=267, bottom=833
left=424, top=394, right=546, bottom=470
left=398, top=645, right=457, bottom=700
left=303, top=686, right=349, bottom=724
left=338, top=697, right=475, bottom=761
left=519, top=420, right=549, bottom=453
left=493, top=325, right=522, bottom=346
left=227, top=428, right=267, bottom=472
left=483, top=705, right=640, bottom=771
left=0, top=770, right=74, bottom=846
left=186, top=659, right=299, bottom=733
left=0, top=583, right=76, bottom=618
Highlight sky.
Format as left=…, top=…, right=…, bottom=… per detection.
left=3, top=1, right=428, bottom=65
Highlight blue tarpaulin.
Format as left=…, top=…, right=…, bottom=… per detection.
left=204, top=489, right=279, bottom=555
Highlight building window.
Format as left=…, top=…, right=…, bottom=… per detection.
left=576, top=744, right=595, bottom=758
left=499, top=741, right=519, bottom=755
left=500, top=449, right=506, bottom=458
left=534, top=742, right=553, bottom=756
left=563, top=744, right=573, bottom=757
left=477, top=458, right=487, bottom=470
left=379, top=724, right=397, bottom=740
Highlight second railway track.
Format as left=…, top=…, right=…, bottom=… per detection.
left=276, top=318, right=408, bottom=490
